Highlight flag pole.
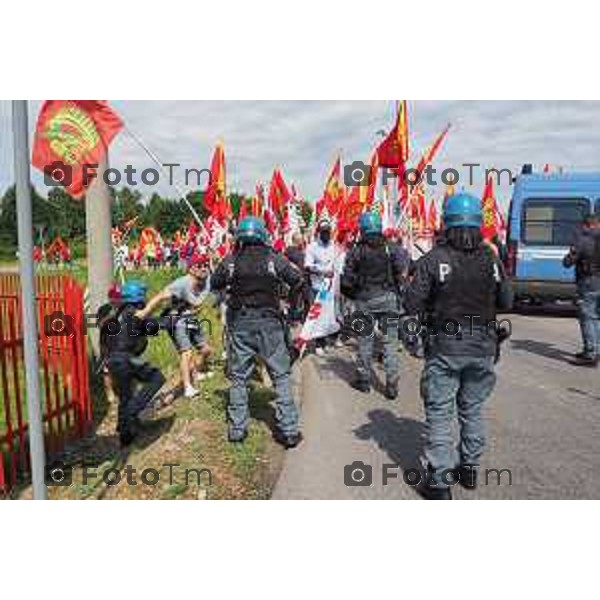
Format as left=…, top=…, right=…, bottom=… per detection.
left=12, top=100, right=48, bottom=500
left=123, top=126, right=208, bottom=236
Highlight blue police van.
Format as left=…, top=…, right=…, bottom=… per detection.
left=505, top=166, right=600, bottom=303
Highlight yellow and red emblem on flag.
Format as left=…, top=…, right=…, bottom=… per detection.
left=481, top=175, right=500, bottom=240
left=32, top=100, right=123, bottom=198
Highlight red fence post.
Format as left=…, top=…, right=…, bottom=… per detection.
left=0, top=273, right=92, bottom=492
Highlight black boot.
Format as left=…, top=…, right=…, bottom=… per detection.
left=421, top=485, right=452, bottom=500
left=420, top=464, right=452, bottom=500
left=274, top=430, right=303, bottom=449
left=351, top=378, right=371, bottom=393
left=119, top=419, right=139, bottom=447
left=457, top=464, right=478, bottom=490
left=384, top=380, right=399, bottom=400
left=570, top=354, right=599, bottom=367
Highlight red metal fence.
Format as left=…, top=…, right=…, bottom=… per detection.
left=0, top=273, right=91, bottom=493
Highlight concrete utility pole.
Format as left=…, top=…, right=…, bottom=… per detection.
left=12, top=100, right=48, bottom=500
left=85, top=157, right=113, bottom=355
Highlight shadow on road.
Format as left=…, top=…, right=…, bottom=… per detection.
left=510, top=338, right=574, bottom=363
left=353, top=409, right=426, bottom=473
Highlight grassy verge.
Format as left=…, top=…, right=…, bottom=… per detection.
left=8, top=267, right=286, bottom=500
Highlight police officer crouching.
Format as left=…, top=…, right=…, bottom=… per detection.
left=341, top=212, right=410, bottom=399
left=101, top=281, right=166, bottom=447
left=211, top=217, right=304, bottom=448
left=563, top=213, right=600, bottom=367
left=405, top=194, right=513, bottom=499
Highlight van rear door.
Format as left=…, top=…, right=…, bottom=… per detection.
left=517, top=198, right=590, bottom=282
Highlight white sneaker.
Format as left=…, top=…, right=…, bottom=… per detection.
left=184, top=385, right=200, bottom=399
left=334, top=338, right=344, bottom=348
left=315, top=347, right=326, bottom=357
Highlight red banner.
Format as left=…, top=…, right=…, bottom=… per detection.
left=32, top=100, right=123, bottom=198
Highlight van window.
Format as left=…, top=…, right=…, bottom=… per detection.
left=522, top=198, right=590, bottom=246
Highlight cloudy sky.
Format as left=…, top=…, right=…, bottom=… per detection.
left=2, top=100, right=600, bottom=211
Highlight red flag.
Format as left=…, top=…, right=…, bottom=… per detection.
left=238, top=198, right=249, bottom=221
left=252, top=183, right=265, bottom=217
left=409, top=182, right=427, bottom=233
left=316, top=196, right=327, bottom=219
left=32, top=100, right=123, bottom=198
left=377, top=100, right=409, bottom=172
left=320, top=156, right=343, bottom=217
left=264, top=206, right=278, bottom=235
left=481, top=175, right=500, bottom=240
left=358, top=152, right=379, bottom=209
left=338, top=186, right=364, bottom=233
left=204, top=142, right=229, bottom=223
left=268, top=169, right=292, bottom=216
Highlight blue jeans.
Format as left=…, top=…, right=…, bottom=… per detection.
left=226, top=311, right=299, bottom=437
left=420, top=354, right=496, bottom=488
left=354, top=292, right=399, bottom=385
left=577, top=288, right=600, bottom=358
left=107, top=354, right=166, bottom=433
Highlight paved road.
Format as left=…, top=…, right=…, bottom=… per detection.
left=273, top=310, right=600, bottom=499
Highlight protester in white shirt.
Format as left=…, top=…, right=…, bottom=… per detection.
left=304, top=218, right=338, bottom=355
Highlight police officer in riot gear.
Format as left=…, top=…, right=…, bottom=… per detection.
left=211, top=216, right=304, bottom=448
left=563, top=213, right=600, bottom=367
left=101, top=281, right=166, bottom=447
left=405, top=194, right=513, bottom=499
left=341, top=212, right=410, bottom=399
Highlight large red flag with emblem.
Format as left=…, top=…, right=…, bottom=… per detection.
left=32, top=100, right=123, bottom=198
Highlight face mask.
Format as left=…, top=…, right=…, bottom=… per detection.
left=319, top=230, right=331, bottom=244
